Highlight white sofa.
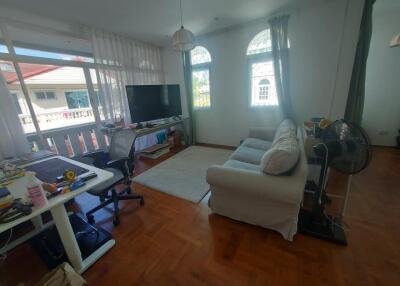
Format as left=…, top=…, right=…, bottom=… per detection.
left=206, top=119, right=308, bottom=241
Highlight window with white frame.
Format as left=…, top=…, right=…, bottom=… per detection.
left=258, top=79, right=270, bottom=100
left=191, top=46, right=212, bottom=109
left=247, top=29, right=278, bottom=107
left=65, top=90, right=90, bottom=109
left=34, top=91, right=56, bottom=100
left=0, top=21, right=161, bottom=155
left=0, top=61, right=14, bottom=72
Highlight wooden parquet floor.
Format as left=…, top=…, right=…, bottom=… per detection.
left=1, top=146, right=399, bottom=286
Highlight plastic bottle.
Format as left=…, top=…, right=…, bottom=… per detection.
left=26, top=171, right=47, bottom=208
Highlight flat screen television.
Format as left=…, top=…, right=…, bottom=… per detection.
left=126, top=84, right=182, bottom=123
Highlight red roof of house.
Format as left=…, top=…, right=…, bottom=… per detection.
left=0, top=61, right=60, bottom=84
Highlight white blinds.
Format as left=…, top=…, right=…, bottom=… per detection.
left=87, top=28, right=165, bottom=150
left=88, top=28, right=165, bottom=123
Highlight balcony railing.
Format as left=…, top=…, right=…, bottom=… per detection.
left=21, top=107, right=158, bottom=158
left=26, top=122, right=109, bottom=158
left=19, top=107, right=103, bottom=134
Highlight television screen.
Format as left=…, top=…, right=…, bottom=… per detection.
left=126, top=84, right=182, bottom=123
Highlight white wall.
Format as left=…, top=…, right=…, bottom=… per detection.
left=162, top=0, right=364, bottom=146
left=290, top=0, right=364, bottom=121
left=162, top=49, right=189, bottom=118
left=362, top=7, right=400, bottom=146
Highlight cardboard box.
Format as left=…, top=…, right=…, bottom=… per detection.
left=35, top=263, right=87, bottom=286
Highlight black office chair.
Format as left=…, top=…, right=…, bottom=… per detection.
left=83, top=129, right=144, bottom=226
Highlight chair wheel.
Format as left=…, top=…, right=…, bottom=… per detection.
left=87, top=214, right=95, bottom=224
left=113, top=217, right=120, bottom=226
left=140, top=198, right=144, bottom=206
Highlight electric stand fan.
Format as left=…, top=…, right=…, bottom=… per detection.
left=298, top=119, right=372, bottom=245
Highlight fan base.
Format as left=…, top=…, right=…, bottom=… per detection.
left=298, top=209, right=347, bottom=245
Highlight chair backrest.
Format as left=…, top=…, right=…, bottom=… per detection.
left=108, top=129, right=137, bottom=160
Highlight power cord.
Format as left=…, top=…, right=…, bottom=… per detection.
left=0, top=228, right=13, bottom=262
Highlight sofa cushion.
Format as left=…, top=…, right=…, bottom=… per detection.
left=260, top=137, right=300, bottom=175
left=230, top=146, right=265, bottom=165
left=242, top=138, right=272, bottom=151
left=224, top=159, right=261, bottom=171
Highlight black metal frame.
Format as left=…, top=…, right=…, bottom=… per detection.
left=298, top=143, right=347, bottom=245
left=83, top=149, right=144, bottom=226
left=299, top=119, right=373, bottom=245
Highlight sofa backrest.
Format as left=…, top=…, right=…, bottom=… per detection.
left=272, top=118, right=297, bottom=146
left=291, top=126, right=308, bottom=183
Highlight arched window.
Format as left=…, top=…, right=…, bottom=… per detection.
left=190, top=46, right=211, bottom=109
left=258, top=79, right=270, bottom=100
left=247, top=29, right=278, bottom=107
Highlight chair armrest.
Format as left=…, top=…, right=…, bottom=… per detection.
left=249, top=128, right=276, bottom=141
left=206, top=165, right=304, bottom=205
left=83, top=150, right=108, bottom=168
left=106, top=157, right=129, bottom=169
left=83, top=150, right=106, bottom=159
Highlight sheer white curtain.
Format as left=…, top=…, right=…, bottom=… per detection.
left=0, top=72, right=30, bottom=160
left=87, top=28, right=165, bottom=150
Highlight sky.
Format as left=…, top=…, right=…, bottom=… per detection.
left=0, top=44, right=92, bottom=62
left=0, top=44, right=7, bottom=53
left=15, top=47, right=69, bottom=60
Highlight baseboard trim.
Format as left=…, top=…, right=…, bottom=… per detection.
left=195, top=142, right=237, bottom=150
left=371, top=145, right=399, bottom=149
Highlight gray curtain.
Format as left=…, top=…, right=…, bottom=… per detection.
left=182, top=51, right=196, bottom=144
left=344, top=0, right=376, bottom=125
left=269, top=15, right=292, bottom=119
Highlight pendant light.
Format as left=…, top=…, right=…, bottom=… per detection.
left=172, top=0, right=195, bottom=51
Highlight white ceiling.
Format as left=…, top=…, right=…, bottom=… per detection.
left=0, top=0, right=321, bottom=46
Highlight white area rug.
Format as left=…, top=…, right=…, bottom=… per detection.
left=133, top=146, right=232, bottom=203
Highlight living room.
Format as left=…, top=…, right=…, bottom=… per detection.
left=0, top=0, right=399, bottom=285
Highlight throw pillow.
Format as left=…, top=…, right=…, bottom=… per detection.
left=260, top=137, right=300, bottom=175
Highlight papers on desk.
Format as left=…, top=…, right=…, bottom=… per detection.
left=6, top=175, right=31, bottom=201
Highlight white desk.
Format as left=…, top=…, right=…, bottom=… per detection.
left=0, top=156, right=115, bottom=273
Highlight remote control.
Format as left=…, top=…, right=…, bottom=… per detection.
left=79, top=172, right=98, bottom=182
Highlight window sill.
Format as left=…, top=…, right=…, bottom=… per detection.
left=193, top=107, right=211, bottom=111
left=249, top=105, right=279, bottom=109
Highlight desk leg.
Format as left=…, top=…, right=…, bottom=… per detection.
left=50, top=205, right=116, bottom=273
left=31, top=215, right=44, bottom=229
left=50, top=204, right=83, bottom=271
